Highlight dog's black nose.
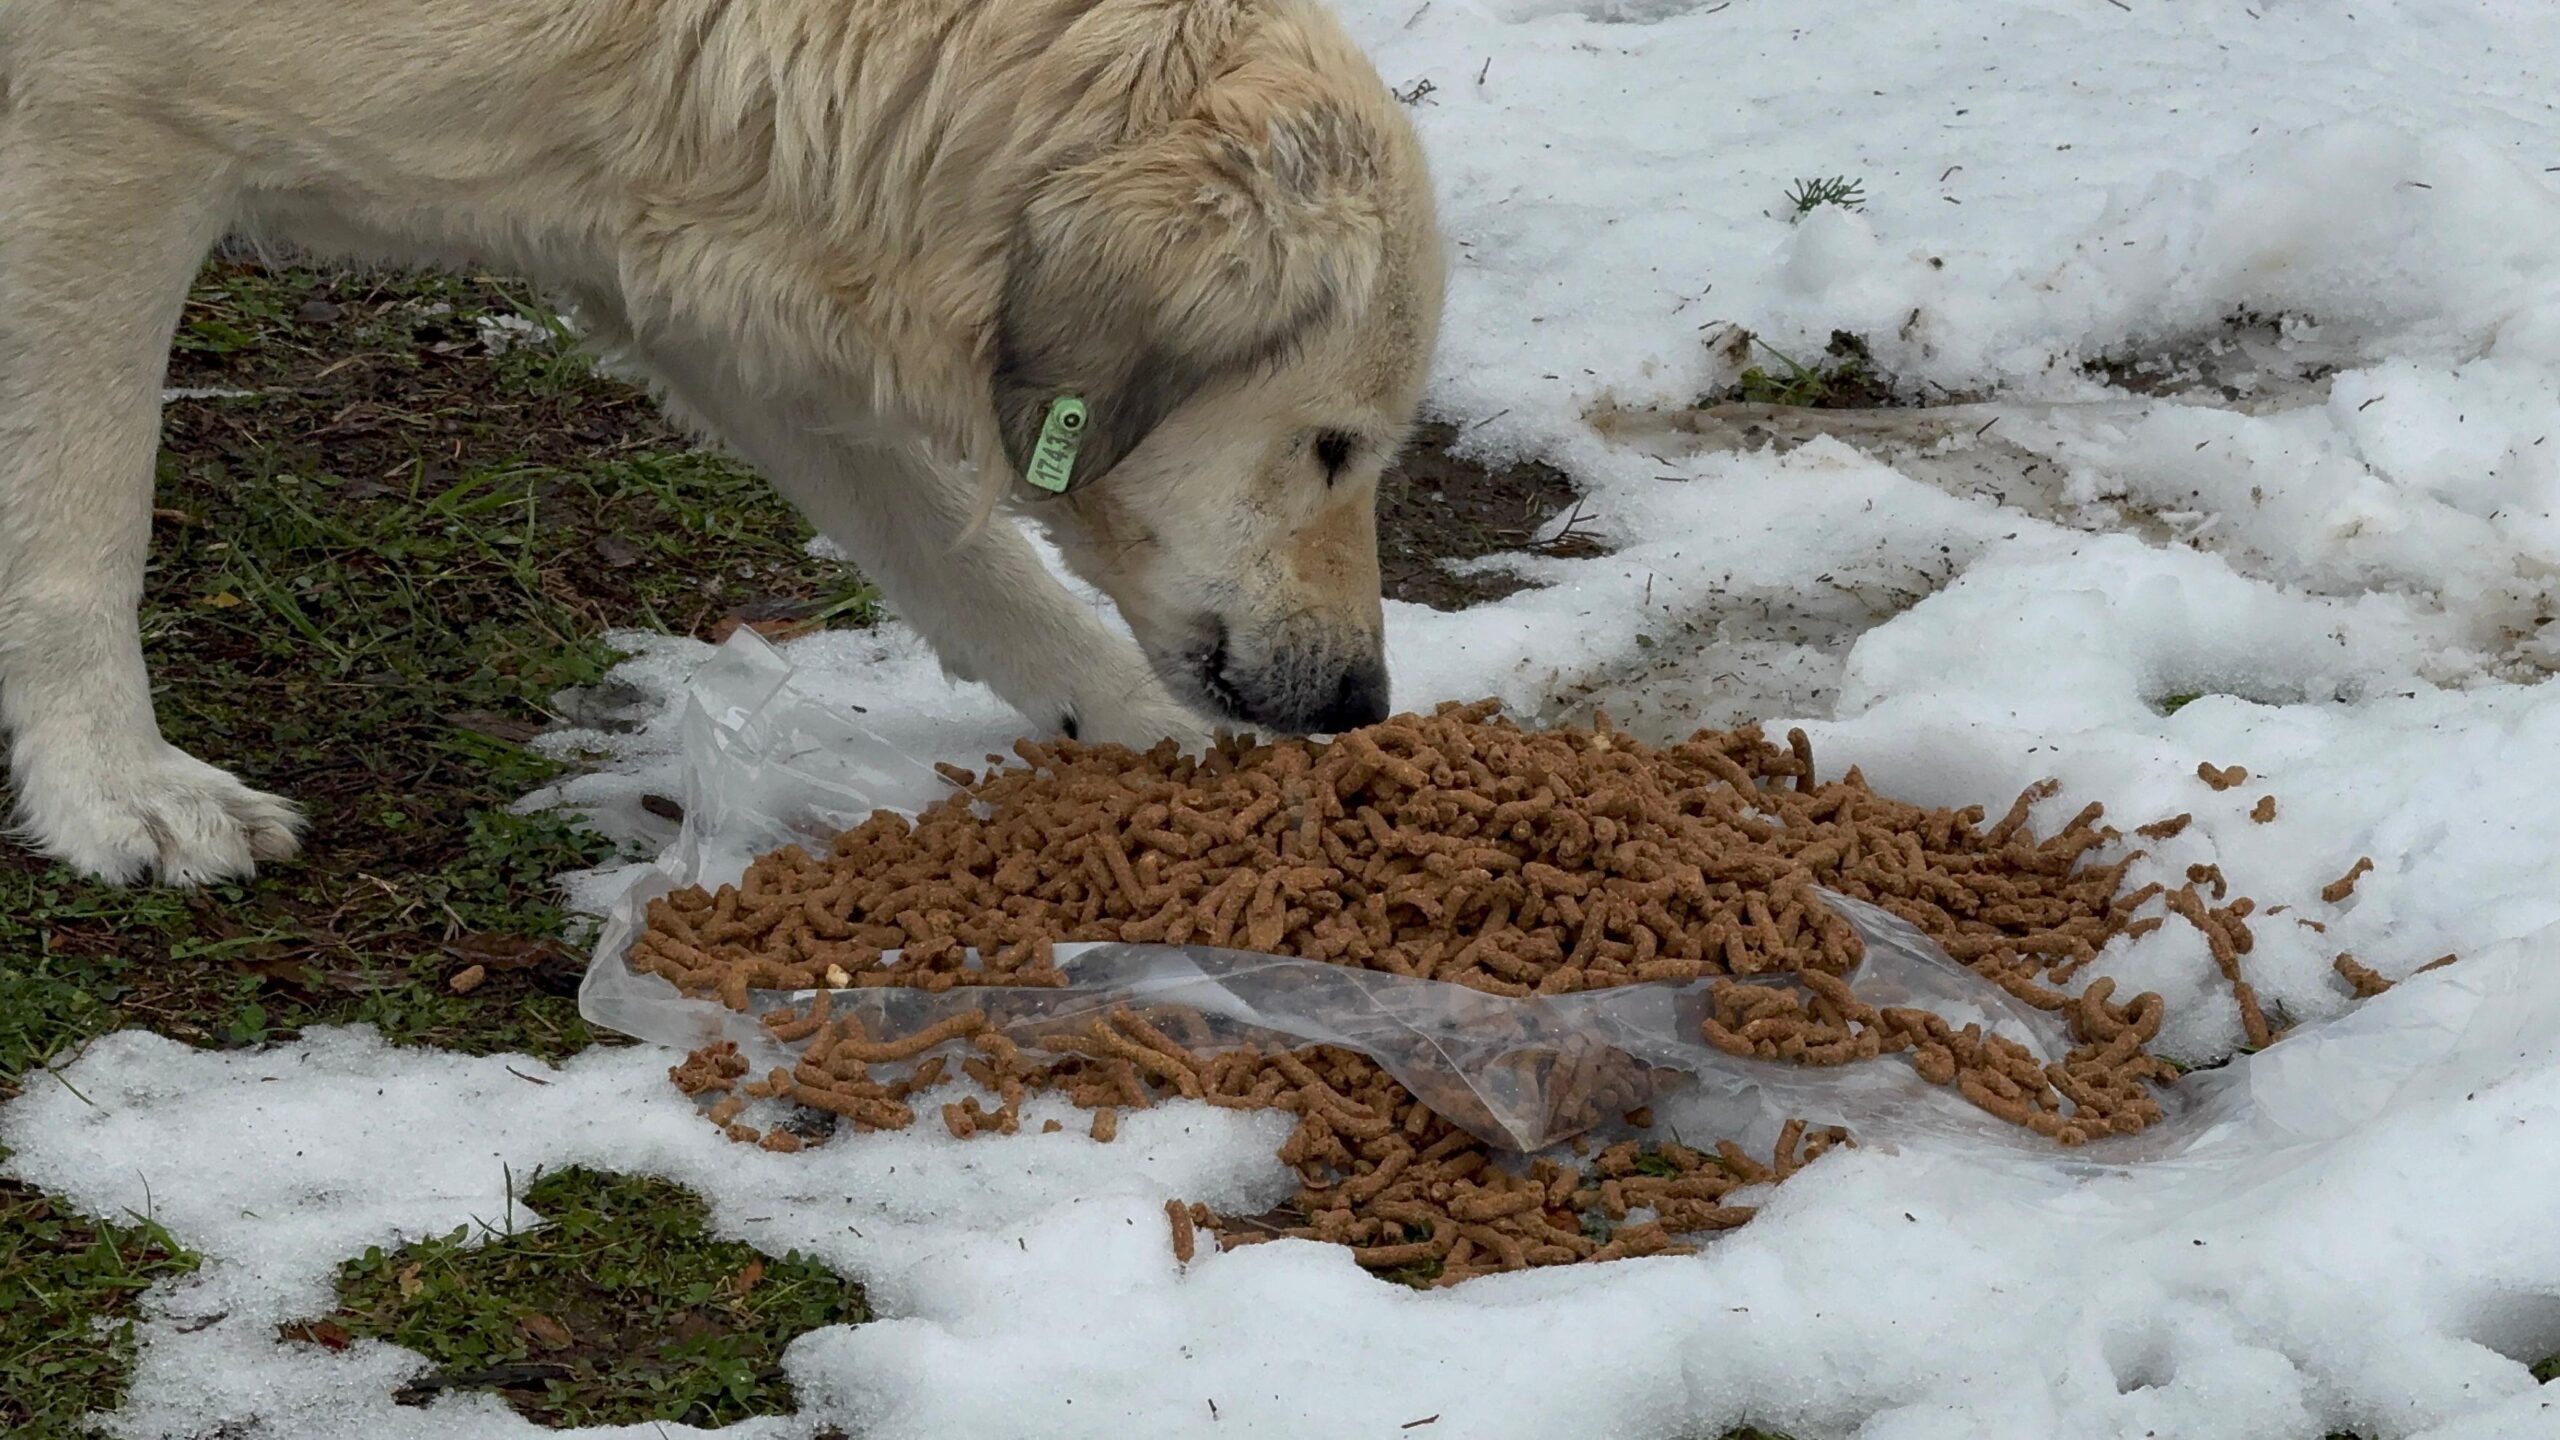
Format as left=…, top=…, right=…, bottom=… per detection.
left=1309, top=659, right=1390, bottom=734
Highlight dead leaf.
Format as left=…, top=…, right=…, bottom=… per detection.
left=435, top=932, right=582, bottom=997
left=730, top=1258, right=765, bottom=1298
left=518, top=1312, right=574, bottom=1351
left=439, top=933, right=568, bottom=971
left=197, top=591, right=245, bottom=610
left=396, top=1263, right=424, bottom=1300
left=704, top=613, right=819, bottom=646
left=278, top=1318, right=355, bottom=1350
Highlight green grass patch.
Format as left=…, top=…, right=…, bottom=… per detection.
left=1717, top=331, right=1907, bottom=411
left=0, top=1180, right=201, bottom=1440
left=2, top=254, right=886, bottom=1434
left=295, top=1166, right=866, bottom=1428
left=1631, top=1144, right=1687, bottom=1179
left=1379, top=1256, right=1447, bottom=1289
left=2, top=254, right=883, bottom=1084
left=1784, top=175, right=1866, bottom=220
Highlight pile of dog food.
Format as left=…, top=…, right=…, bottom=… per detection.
left=637, top=702, right=2401, bottom=1284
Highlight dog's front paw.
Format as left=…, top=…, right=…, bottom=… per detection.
left=12, top=743, right=304, bottom=887
left=1064, top=678, right=1216, bottom=752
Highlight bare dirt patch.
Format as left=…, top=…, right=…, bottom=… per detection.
left=1377, top=421, right=1601, bottom=610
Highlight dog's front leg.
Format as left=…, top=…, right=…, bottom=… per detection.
left=0, top=118, right=302, bottom=884
left=618, top=346, right=1205, bottom=747
left=807, top=448, right=1215, bottom=745
left=785, top=437, right=1209, bottom=749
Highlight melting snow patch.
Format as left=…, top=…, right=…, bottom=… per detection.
left=5, top=953, right=2558, bottom=1438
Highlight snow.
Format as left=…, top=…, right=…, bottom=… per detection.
left=13, top=0, right=2560, bottom=1436
left=473, top=312, right=559, bottom=354
left=8, top=954, right=2558, bottom=1439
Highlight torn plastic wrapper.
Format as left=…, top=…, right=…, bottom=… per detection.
left=609, top=906, right=2090, bottom=1156
left=579, top=630, right=2489, bottom=1170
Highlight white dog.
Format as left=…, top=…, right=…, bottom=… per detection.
left=0, top=0, right=1447, bottom=885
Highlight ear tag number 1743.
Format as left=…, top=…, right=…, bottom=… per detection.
left=1026, top=396, right=1089, bottom=493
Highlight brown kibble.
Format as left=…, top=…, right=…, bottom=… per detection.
left=2332, top=953, right=2392, bottom=999
left=448, top=964, right=487, bottom=995
left=2322, top=857, right=2375, bottom=904
left=640, top=703, right=2205, bottom=1284
left=2137, top=813, right=2193, bottom=840
left=2250, top=795, right=2277, bottom=824
left=2165, top=884, right=2269, bottom=1049
left=2197, top=762, right=2248, bottom=792
left=1167, top=1198, right=1197, bottom=1264
left=670, top=1042, right=750, bottom=1097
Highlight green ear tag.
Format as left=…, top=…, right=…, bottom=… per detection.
left=1025, top=396, right=1089, bottom=493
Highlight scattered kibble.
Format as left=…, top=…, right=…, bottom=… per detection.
left=645, top=706, right=2433, bottom=1281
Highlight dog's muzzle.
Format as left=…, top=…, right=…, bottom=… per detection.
left=1193, top=623, right=1389, bottom=735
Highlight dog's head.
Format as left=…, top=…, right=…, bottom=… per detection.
left=989, top=21, right=1444, bottom=737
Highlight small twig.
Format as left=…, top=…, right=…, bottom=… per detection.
left=47, top=1064, right=100, bottom=1110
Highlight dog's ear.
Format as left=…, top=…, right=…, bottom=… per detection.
left=993, top=104, right=1387, bottom=490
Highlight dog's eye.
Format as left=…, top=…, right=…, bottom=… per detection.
left=1313, top=431, right=1355, bottom=482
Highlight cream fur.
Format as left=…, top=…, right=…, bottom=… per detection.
left=0, top=0, right=1445, bottom=885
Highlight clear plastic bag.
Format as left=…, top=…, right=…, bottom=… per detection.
left=578, top=631, right=2479, bottom=1170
